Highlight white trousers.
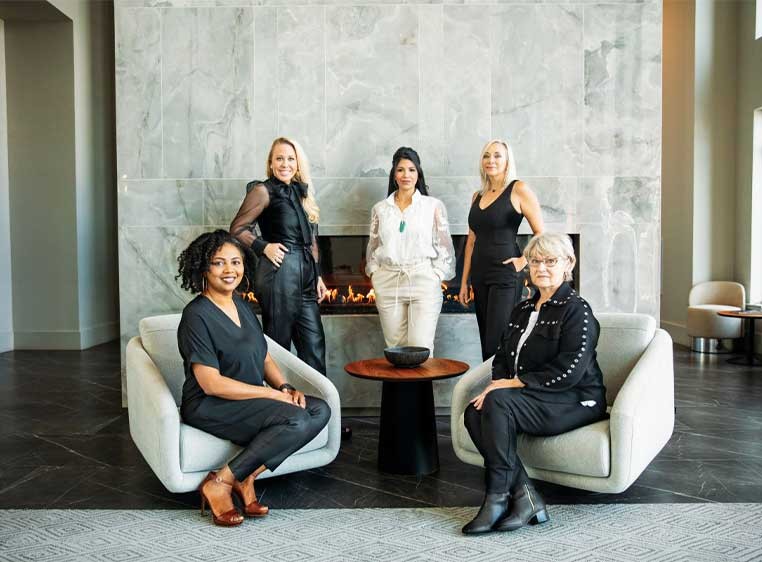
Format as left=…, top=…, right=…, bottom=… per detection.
left=372, top=263, right=443, bottom=355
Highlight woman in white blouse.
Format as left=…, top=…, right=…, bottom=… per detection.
left=365, top=147, right=456, bottom=356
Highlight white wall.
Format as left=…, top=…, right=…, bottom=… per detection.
left=661, top=0, right=696, bottom=346
left=0, top=20, right=13, bottom=353
left=1, top=0, right=118, bottom=350
left=54, top=0, right=119, bottom=348
left=692, top=0, right=738, bottom=285
left=735, top=0, right=762, bottom=348
left=5, top=19, right=81, bottom=348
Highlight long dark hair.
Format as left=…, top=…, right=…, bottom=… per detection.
left=387, top=146, right=429, bottom=196
left=176, top=230, right=251, bottom=294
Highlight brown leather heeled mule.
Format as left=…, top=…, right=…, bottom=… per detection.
left=232, top=476, right=269, bottom=518
left=198, top=472, right=244, bottom=527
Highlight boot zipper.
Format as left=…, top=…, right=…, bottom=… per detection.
left=525, top=483, right=536, bottom=512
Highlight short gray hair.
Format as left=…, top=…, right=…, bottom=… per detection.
left=523, top=232, right=576, bottom=282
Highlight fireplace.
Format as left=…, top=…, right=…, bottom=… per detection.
left=242, top=234, right=580, bottom=315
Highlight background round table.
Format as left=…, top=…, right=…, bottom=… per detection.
left=717, top=310, right=762, bottom=366
left=344, top=358, right=469, bottom=475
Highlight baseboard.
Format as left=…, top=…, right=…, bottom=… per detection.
left=660, top=320, right=690, bottom=348
left=13, top=329, right=83, bottom=349
left=0, top=330, right=12, bottom=353
left=80, top=321, right=119, bottom=349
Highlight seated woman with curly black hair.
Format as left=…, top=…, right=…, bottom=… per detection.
left=176, top=230, right=330, bottom=527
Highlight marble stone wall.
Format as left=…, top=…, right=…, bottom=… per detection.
left=115, top=0, right=662, bottom=408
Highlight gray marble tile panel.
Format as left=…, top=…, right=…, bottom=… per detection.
left=314, top=177, right=387, bottom=231
left=118, top=227, right=202, bottom=341
left=203, top=180, right=250, bottom=226
left=442, top=6, right=490, bottom=176
left=276, top=7, right=326, bottom=177
left=583, top=2, right=661, bottom=176
left=634, top=221, right=660, bottom=318
left=325, top=6, right=419, bottom=177
left=115, top=8, right=162, bottom=179
left=491, top=5, right=583, bottom=177
left=528, top=177, right=578, bottom=230
left=428, top=177, right=481, bottom=234
left=253, top=7, right=279, bottom=170
left=418, top=5, right=446, bottom=176
left=118, top=180, right=203, bottom=227
left=577, top=176, right=659, bottom=224
left=577, top=223, right=606, bottom=310
left=162, top=8, right=255, bottom=179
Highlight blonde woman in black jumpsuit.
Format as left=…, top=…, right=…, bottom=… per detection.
left=230, top=138, right=327, bottom=375
left=459, top=140, right=544, bottom=360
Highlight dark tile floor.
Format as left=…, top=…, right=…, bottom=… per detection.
left=0, top=343, right=760, bottom=509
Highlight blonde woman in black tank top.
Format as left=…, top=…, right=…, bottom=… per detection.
left=459, top=140, right=545, bottom=360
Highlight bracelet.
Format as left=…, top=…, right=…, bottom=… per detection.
left=278, top=383, right=295, bottom=392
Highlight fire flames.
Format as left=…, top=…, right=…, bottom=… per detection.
left=241, top=282, right=473, bottom=306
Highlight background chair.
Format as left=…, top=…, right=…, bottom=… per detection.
left=451, top=313, right=674, bottom=494
left=687, top=281, right=745, bottom=353
left=126, top=314, right=341, bottom=493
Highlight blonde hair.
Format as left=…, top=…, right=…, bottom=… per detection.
left=478, top=139, right=518, bottom=195
left=523, top=232, right=576, bottom=282
left=266, top=137, right=320, bottom=223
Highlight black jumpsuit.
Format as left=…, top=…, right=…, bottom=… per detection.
left=230, top=177, right=326, bottom=375
left=178, top=294, right=330, bottom=480
left=467, top=180, right=525, bottom=360
left=464, top=283, right=607, bottom=493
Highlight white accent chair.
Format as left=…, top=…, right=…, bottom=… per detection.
left=451, top=313, right=674, bottom=494
left=687, top=281, right=745, bottom=353
left=126, top=314, right=341, bottom=493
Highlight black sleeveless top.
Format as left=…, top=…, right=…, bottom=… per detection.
left=467, top=179, right=524, bottom=284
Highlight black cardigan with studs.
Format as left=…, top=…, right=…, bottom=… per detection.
left=491, top=282, right=607, bottom=405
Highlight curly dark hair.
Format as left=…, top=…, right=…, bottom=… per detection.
left=176, top=230, right=252, bottom=294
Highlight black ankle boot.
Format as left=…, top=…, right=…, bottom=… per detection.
left=461, top=493, right=510, bottom=535
left=494, top=481, right=549, bottom=532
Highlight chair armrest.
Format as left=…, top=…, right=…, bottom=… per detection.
left=264, top=335, right=341, bottom=461
left=450, top=357, right=493, bottom=462
left=608, top=329, right=675, bottom=492
left=126, top=336, right=185, bottom=492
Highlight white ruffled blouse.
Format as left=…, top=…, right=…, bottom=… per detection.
left=365, top=190, right=456, bottom=281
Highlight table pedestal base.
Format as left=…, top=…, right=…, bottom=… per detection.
left=378, top=380, right=438, bottom=476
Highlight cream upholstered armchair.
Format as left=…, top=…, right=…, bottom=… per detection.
left=451, top=313, right=674, bottom=494
left=687, top=281, right=745, bottom=353
left=126, top=314, right=341, bottom=493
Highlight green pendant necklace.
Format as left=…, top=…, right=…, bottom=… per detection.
left=399, top=220, right=406, bottom=233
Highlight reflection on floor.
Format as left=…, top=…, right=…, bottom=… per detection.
left=0, top=343, right=760, bottom=509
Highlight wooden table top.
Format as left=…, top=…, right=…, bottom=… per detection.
left=344, top=358, right=470, bottom=382
left=717, top=310, right=762, bottom=319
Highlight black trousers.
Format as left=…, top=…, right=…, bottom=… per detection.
left=255, top=247, right=327, bottom=374
left=464, top=389, right=606, bottom=493
left=183, top=396, right=330, bottom=480
left=472, top=280, right=523, bottom=361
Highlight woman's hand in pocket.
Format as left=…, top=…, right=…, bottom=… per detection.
left=502, top=256, right=526, bottom=272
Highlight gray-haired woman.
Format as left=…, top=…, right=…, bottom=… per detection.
left=462, top=232, right=607, bottom=535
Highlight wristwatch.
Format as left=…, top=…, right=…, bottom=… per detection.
left=278, top=383, right=295, bottom=392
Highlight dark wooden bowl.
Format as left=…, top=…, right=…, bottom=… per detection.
left=383, top=346, right=431, bottom=368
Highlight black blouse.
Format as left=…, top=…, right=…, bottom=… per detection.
left=177, top=294, right=268, bottom=410
left=492, top=283, right=607, bottom=404
left=229, top=177, right=320, bottom=267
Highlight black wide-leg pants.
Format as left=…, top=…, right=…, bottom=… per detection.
left=464, top=389, right=606, bottom=493
left=255, top=247, right=327, bottom=375
left=182, top=396, right=331, bottom=481
left=472, top=279, right=523, bottom=361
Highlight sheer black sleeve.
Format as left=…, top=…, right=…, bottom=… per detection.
left=229, top=182, right=270, bottom=256
left=310, top=221, right=321, bottom=276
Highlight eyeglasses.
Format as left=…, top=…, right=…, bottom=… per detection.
left=528, top=257, right=565, bottom=268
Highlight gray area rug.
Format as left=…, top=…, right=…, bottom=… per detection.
left=0, top=504, right=761, bottom=562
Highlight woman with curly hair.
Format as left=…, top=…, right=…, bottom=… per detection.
left=176, top=230, right=330, bottom=527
